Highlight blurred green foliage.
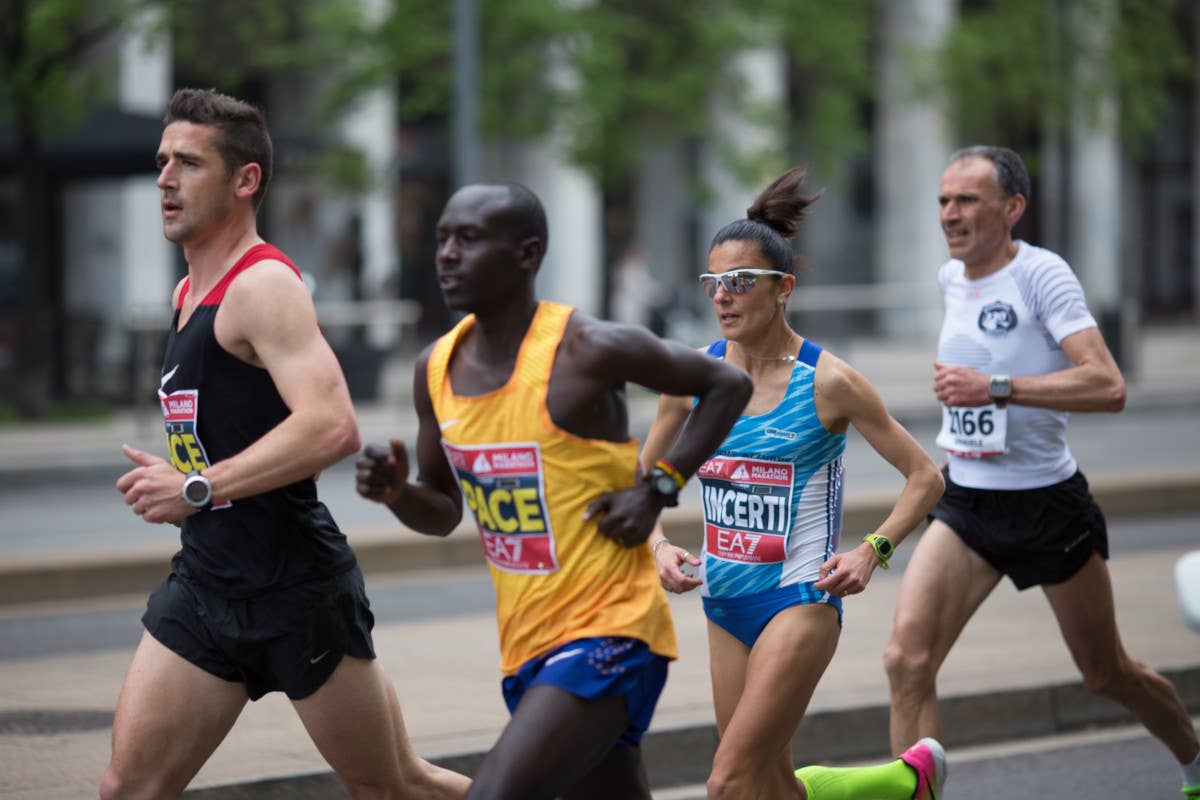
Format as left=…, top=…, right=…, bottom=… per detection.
left=935, top=0, right=1192, bottom=148
left=1, top=0, right=1194, bottom=186
left=258, top=1, right=878, bottom=188
left=0, top=0, right=144, bottom=137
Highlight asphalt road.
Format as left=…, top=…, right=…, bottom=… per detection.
left=653, top=720, right=1200, bottom=799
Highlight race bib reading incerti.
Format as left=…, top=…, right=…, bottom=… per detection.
left=442, top=441, right=558, bottom=574
left=698, top=455, right=794, bottom=564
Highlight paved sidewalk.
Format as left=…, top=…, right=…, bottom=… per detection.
left=2, top=536, right=1197, bottom=798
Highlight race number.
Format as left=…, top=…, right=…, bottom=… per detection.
left=936, top=403, right=1008, bottom=458
left=160, top=389, right=211, bottom=473
left=442, top=441, right=558, bottom=574
left=159, top=387, right=232, bottom=510
left=697, top=456, right=794, bottom=564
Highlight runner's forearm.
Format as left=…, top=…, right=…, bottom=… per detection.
left=386, top=482, right=463, bottom=537
left=871, top=462, right=944, bottom=550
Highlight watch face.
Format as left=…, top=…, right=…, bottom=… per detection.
left=876, top=538, right=893, bottom=557
left=653, top=474, right=678, bottom=495
left=184, top=476, right=210, bottom=505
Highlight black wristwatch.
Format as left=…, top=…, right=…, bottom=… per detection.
left=645, top=466, right=682, bottom=507
left=182, top=470, right=213, bottom=510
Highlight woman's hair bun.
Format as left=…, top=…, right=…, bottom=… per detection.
left=746, top=167, right=823, bottom=238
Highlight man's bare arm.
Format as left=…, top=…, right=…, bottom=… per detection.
left=120, top=261, right=359, bottom=524
left=933, top=327, right=1125, bottom=413
left=573, top=319, right=751, bottom=480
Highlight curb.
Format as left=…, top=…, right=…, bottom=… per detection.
left=4, top=468, right=1200, bottom=607
left=180, top=665, right=1200, bottom=797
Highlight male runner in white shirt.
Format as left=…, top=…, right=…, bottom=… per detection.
left=883, top=145, right=1200, bottom=798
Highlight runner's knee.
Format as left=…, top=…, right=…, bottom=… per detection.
left=883, top=635, right=936, bottom=690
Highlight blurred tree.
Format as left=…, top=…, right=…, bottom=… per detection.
left=933, top=0, right=1192, bottom=148
left=297, top=1, right=878, bottom=188
left=0, top=0, right=153, bottom=416
left=0, top=0, right=348, bottom=416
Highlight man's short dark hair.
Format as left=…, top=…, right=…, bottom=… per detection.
left=949, top=145, right=1030, bottom=202
left=164, top=88, right=273, bottom=210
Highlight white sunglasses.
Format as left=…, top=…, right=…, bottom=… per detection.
left=698, top=268, right=787, bottom=298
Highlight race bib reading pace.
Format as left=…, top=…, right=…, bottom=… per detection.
left=936, top=403, right=1008, bottom=459
left=159, top=388, right=212, bottom=474
left=442, top=441, right=558, bottom=574
left=697, top=456, right=794, bottom=564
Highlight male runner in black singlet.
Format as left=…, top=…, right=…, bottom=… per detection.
left=105, top=88, right=468, bottom=799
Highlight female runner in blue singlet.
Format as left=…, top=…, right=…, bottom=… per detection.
left=640, top=168, right=947, bottom=800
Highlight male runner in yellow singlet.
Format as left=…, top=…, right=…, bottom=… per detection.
left=357, top=182, right=752, bottom=799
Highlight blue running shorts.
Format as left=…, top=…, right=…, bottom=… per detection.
left=703, top=582, right=843, bottom=649
left=501, top=636, right=668, bottom=747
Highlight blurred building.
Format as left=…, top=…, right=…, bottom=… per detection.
left=1, top=1, right=1196, bottom=408
left=401, top=0, right=1198, bottom=370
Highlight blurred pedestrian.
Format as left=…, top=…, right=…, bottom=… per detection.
left=105, top=87, right=469, bottom=799
left=642, top=167, right=946, bottom=800
left=355, top=182, right=752, bottom=799
left=610, top=245, right=663, bottom=328
left=883, top=145, right=1200, bottom=798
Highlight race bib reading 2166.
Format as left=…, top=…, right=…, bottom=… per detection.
left=936, top=403, right=1008, bottom=459
left=442, top=441, right=558, bottom=574
left=697, top=456, right=794, bottom=564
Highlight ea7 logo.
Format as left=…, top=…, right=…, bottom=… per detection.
left=716, top=529, right=762, bottom=555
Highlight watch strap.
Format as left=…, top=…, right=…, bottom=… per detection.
left=645, top=466, right=681, bottom=507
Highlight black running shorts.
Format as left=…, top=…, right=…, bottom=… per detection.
left=930, top=466, right=1109, bottom=590
left=142, top=562, right=377, bottom=700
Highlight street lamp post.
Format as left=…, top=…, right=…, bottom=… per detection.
left=453, top=0, right=480, bottom=188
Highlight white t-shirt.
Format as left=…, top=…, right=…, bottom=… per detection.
left=936, top=241, right=1098, bottom=490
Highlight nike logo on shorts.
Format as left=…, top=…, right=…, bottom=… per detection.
left=1063, top=529, right=1091, bottom=552
left=309, top=650, right=331, bottom=665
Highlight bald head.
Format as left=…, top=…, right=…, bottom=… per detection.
left=448, top=182, right=548, bottom=260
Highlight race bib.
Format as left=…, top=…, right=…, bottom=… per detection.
left=159, top=387, right=231, bottom=510
left=936, top=403, right=1008, bottom=458
left=697, top=456, right=794, bottom=564
left=443, top=441, right=558, bottom=574
left=161, top=389, right=211, bottom=473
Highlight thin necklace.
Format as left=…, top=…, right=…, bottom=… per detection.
left=742, top=352, right=796, bottom=362
left=733, top=341, right=798, bottom=362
